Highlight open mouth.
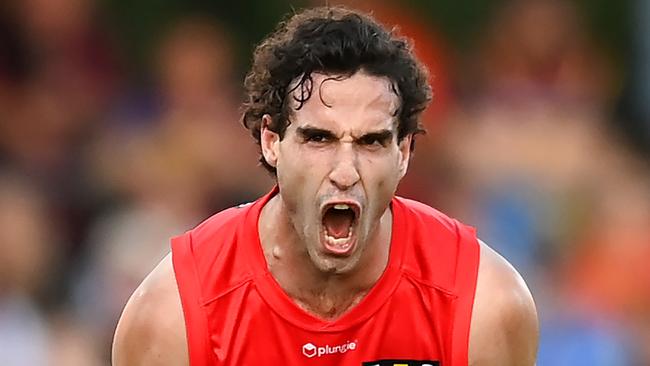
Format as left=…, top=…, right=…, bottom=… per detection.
left=320, top=202, right=360, bottom=255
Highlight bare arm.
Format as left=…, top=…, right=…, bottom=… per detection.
left=468, top=241, right=539, bottom=365
left=112, top=253, right=189, bottom=366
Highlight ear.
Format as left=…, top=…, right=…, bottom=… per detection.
left=397, top=134, right=412, bottom=179
left=260, top=114, right=280, bottom=168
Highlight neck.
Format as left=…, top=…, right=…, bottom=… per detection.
left=258, top=194, right=392, bottom=320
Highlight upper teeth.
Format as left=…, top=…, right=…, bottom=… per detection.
left=333, top=204, right=350, bottom=210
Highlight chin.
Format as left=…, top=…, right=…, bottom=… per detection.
left=310, top=250, right=361, bottom=275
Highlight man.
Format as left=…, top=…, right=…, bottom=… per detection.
left=112, top=6, right=538, bottom=366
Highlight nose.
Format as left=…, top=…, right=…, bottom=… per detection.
left=328, top=142, right=360, bottom=191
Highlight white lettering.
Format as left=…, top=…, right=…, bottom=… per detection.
left=302, top=340, right=358, bottom=358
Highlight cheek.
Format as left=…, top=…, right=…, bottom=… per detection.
left=359, top=153, right=403, bottom=212
left=282, top=143, right=333, bottom=178
left=280, top=141, right=328, bottom=166
left=277, top=144, right=329, bottom=206
left=361, top=151, right=403, bottom=187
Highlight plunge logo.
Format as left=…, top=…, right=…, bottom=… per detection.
left=302, top=340, right=358, bottom=358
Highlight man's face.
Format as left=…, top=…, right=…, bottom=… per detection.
left=261, top=71, right=411, bottom=274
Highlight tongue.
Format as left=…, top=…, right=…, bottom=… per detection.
left=323, top=209, right=354, bottom=239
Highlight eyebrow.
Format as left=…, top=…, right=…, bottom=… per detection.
left=295, top=125, right=395, bottom=144
left=356, top=129, right=394, bottom=144
left=296, top=126, right=338, bottom=140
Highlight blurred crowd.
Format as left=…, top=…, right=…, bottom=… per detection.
left=0, top=0, right=648, bottom=365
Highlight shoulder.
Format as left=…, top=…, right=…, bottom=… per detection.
left=173, top=203, right=252, bottom=266
left=112, top=253, right=188, bottom=366
left=395, top=196, right=458, bottom=233
left=468, top=240, right=539, bottom=366
left=192, top=204, right=250, bottom=240
left=395, top=197, right=479, bottom=288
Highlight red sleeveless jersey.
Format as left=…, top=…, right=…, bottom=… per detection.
left=171, top=188, right=480, bottom=366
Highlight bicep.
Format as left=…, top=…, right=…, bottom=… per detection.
left=112, top=254, right=189, bottom=366
left=468, top=242, right=539, bottom=366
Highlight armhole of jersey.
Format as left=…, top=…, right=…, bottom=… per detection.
left=451, top=223, right=480, bottom=366
left=171, top=232, right=213, bottom=366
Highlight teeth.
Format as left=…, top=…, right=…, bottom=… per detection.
left=325, top=236, right=350, bottom=245
left=324, top=234, right=353, bottom=248
left=333, top=204, right=350, bottom=210
left=324, top=227, right=353, bottom=242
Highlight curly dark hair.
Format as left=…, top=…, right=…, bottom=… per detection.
left=241, top=6, right=432, bottom=174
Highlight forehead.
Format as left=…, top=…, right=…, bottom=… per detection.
left=288, top=71, right=399, bottom=131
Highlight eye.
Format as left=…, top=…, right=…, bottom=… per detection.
left=358, top=135, right=385, bottom=148
left=360, top=136, right=379, bottom=145
left=306, top=133, right=329, bottom=143
left=296, top=127, right=336, bottom=145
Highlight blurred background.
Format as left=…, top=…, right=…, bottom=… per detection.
left=0, top=0, right=648, bottom=364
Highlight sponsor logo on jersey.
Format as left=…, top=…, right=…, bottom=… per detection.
left=301, top=340, right=357, bottom=358
left=362, top=360, right=440, bottom=366
left=302, top=343, right=317, bottom=358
